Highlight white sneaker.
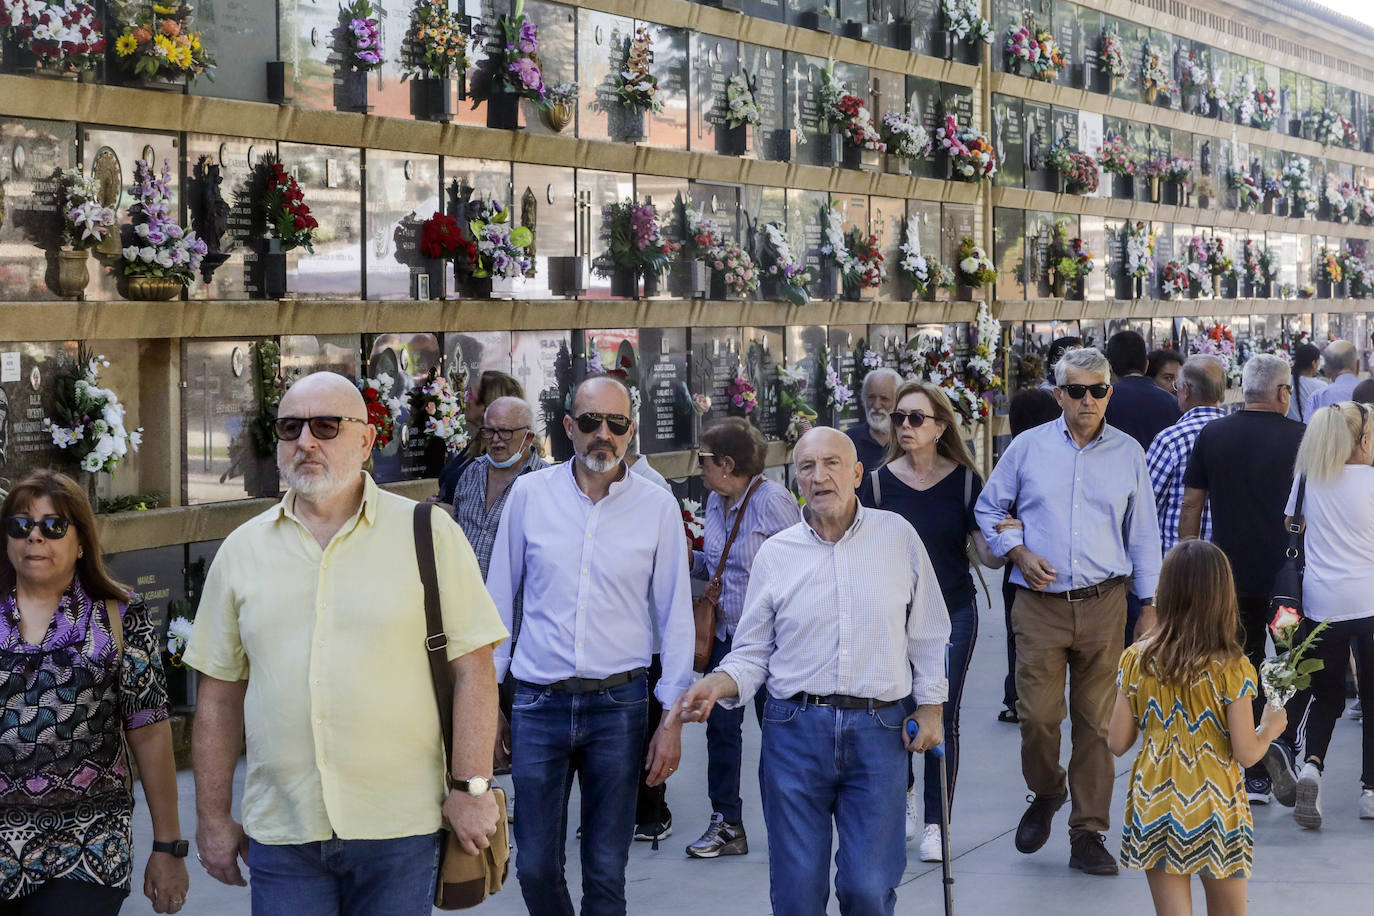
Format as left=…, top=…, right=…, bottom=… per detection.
left=1294, top=762, right=1323, bottom=829
left=905, top=790, right=919, bottom=842
left=919, top=824, right=943, bottom=863
left=1360, top=788, right=1374, bottom=820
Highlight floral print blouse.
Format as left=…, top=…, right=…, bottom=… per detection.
left=0, top=579, right=169, bottom=899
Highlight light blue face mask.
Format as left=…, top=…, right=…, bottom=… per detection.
left=486, top=450, right=524, bottom=469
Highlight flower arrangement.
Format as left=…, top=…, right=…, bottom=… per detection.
left=843, top=227, right=886, bottom=290
left=777, top=363, right=817, bottom=444
left=337, top=0, right=382, bottom=71
left=120, top=158, right=206, bottom=286
left=111, top=0, right=213, bottom=81
left=1227, top=168, right=1262, bottom=211
left=492, top=0, right=547, bottom=105
left=1229, top=74, right=1256, bottom=126
left=1099, top=29, right=1126, bottom=79
left=1045, top=141, right=1098, bottom=193
left=1097, top=135, right=1134, bottom=175
left=898, top=215, right=932, bottom=295
left=1258, top=246, right=1279, bottom=284
left=409, top=367, right=468, bottom=453
left=1262, top=606, right=1330, bottom=708
left=1192, top=324, right=1243, bottom=387
left=1162, top=157, right=1192, bottom=183
left=1177, top=51, right=1209, bottom=96
left=819, top=64, right=884, bottom=151
left=956, top=237, right=996, bottom=288
left=967, top=301, right=1002, bottom=400
left=680, top=206, right=723, bottom=260
left=420, top=211, right=477, bottom=262
left=1005, top=21, right=1065, bottom=81
left=1318, top=245, right=1343, bottom=283
left=820, top=205, right=856, bottom=278
left=1310, top=108, right=1357, bottom=148
left=722, top=72, right=761, bottom=128
left=680, top=498, right=705, bottom=549
left=613, top=25, right=661, bottom=113
left=930, top=262, right=957, bottom=291
left=1252, top=88, right=1280, bottom=130
left=1139, top=40, right=1177, bottom=99
left=760, top=222, right=813, bottom=307
left=1349, top=260, right=1374, bottom=298
left=1282, top=157, right=1315, bottom=212
left=819, top=348, right=853, bottom=417
left=546, top=81, right=578, bottom=107
left=941, top=0, right=993, bottom=44
left=358, top=373, right=402, bottom=449
left=1122, top=220, right=1155, bottom=280
left=1160, top=259, right=1190, bottom=297
left=1203, top=236, right=1232, bottom=277
left=911, top=336, right=986, bottom=424
left=1339, top=181, right=1362, bottom=223
left=1322, top=177, right=1352, bottom=223
left=599, top=199, right=677, bottom=278
left=708, top=238, right=760, bottom=297
left=1359, top=187, right=1374, bottom=226
left=727, top=373, right=756, bottom=415
left=255, top=153, right=317, bottom=252
left=1260, top=173, right=1282, bottom=200
left=1, top=0, right=103, bottom=73
left=401, top=0, right=467, bottom=79
left=460, top=198, right=534, bottom=279
left=42, top=351, right=142, bottom=475
left=935, top=113, right=997, bottom=181
left=56, top=167, right=114, bottom=250
left=880, top=111, right=930, bottom=163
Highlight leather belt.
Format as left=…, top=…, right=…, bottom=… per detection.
left=790, top=693, right=899, bottom=710
left=1037, top=575, right=1128, bottom=602
left=537, top=668, right=647, bottom=694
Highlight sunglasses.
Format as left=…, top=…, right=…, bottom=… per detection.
left=479, top=425, right=529, bottom=441
left=889, top=409, right=930, bottom=428
left=697, top=451, right=716, bottom=466
left=5, top=516, right=72, bottom=540
left=274, top=416, right=367, bottom=441
left=1060, top=383, right=1111, bottom=400
left=572, top=412, right=633, bottom=436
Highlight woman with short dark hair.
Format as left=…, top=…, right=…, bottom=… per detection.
left=0, top=471, right=185, bottom=914
left=684, top=418, right=800, bottom=861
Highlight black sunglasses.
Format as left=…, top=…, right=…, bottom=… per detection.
left=573, top=412, right=633, bottom=436
left=1060, top=383, right=1111, bottom=400
left=274, top=416, right=367, bottom=441
left=697, top=451, right=716, bottom=466
left=889, top=409, right=929, bottom=428
left=5, top=516, right=72, bottom=540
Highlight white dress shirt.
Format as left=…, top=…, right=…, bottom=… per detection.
left=486, top=460, right=695, bottom=707
left=716, top=506, right=951, bottom=707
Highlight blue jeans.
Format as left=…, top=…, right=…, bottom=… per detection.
left=705, top=634, right=766, bottom=824
left=246, top=832, right=440, bottom=916
left=922, top=600, right=977, bottom=825
left=511, top=675, right=649, bottom=916
left=760, top=696, right=911, bottom=916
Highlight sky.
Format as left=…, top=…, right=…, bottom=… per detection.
left=1313, top=0, right=1374, bottom=28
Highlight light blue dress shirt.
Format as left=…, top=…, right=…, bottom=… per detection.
left=975, top=416, right=1162, bottom=599
left=1305, top=372, right=1359, bottom=416
left=486, top=460, right=695, bottom=707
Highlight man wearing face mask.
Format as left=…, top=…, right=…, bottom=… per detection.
left=485, top=375, right=694, bottom=916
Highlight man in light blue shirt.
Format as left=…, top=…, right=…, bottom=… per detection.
left=1305, top=339, right=1360, bottom=415
left=485, top=376, right=694, bottom=916
left=976, top=347, right=1161, bottom=878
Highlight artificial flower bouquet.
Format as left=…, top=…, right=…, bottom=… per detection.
left=458, top=197, right=534, bottom=280
left=935, top=113, right=996, bottom=181
left=956, top=237, right=996, bottom=288
left=598, top=198, right=678, bottom=284
left=1252, top=88, right=1280, bottom=130
left=613, top=25, right=661, bottom=113
left=843, top=227, right=886, bottom=291
left=708, top=238, right=760, bottom=298
left=1121, top=220, right=1155, bottom=281
left=401, top=0, right=467, bottom=81
left=1099, top=29, right=1126, bottom=80
left=1, top=0, right=103, bottom=74
left=420, top=211, right=477, bottom=263
left=1139, top=40, right=1177, bottom=101
left=43, top=351, right=142, bottom=476
left=337, top=0, right=382, bottom=71
left=255, top=153, right=317, bottom=252
left=492, top=0, right=547, bottom=106
left=722, top=72, right=761, bottom=129
left=1045, top=141, right=1098, bottom=194
left=880, top=111, right=930, bottom=165
left=680, top=498, right=705, bottom=550
left=358, top=373, right=402, bottom=449
left=1004, top=20, right=1065, bottom=81
left=759, top=222, right=813, bottom=307
left=111, top=0, right=213, bottom=82
left=777, top=363, right=817, bottom=445
left=1227, top=168, right=1262, bottom=212
left=1162, top=157, right=1192, bottom=184
left=940, top=0, right=992, bottom=46
left=897, top=216, right=933, bottom=297
left=56, top=167, right=114, bottom=249
left=119, top=158, right=206, bottom=288
left=1097, top=135, right=1134, bottom=176
left=1282, top=157, right=1315, bottom=215
left=726, top=373, right=756, bottom=415
left=818, top=205, right=856, bottom=289
left=409, top=367, right=468, bottom=453
left=1160, top=259, right=1190, bottom=298
left=818, top=63, right=884, bottom=153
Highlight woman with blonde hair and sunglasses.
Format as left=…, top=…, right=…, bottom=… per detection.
left=0, top=470, right=185, bottom=914
left=858, top=379, right=1008, bottom=861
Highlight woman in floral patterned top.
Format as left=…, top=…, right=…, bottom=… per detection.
left=0, top=471, right=187, bottom=915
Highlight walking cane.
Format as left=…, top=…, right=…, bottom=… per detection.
left=906, top=720, right=953, bottom=916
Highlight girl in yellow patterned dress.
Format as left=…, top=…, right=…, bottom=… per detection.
left=1109, top=540, right=1287, bottom=915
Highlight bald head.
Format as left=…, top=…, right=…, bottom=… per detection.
left=279, top=371, right=367, bottom=419
left=793, top=425, right=862, bottom=534
left=793, top=426, right=858, bottom=465
left=571, top=375, right=633, bottom=416
left=1323, top=340, right=1359, bottom=377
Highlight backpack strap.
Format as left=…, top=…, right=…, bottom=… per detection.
left=869, top=468, right=882, bottom=507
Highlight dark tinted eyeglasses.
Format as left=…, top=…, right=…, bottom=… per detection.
left=1060, top=383, right=1111, bottom=400
left=274, top=416, right=367, bottom=441
left=889, top=410, right=929, bottom=428
left=697, top=451, right=716, bottom=466
left=573, top=412, right=633, bottom=436
left=479, top=425, right=529, bottom=441
left=4, top=516, right=72, bottom=540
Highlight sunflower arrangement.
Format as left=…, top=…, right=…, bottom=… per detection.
left=111, top=0, right=214, bottom=81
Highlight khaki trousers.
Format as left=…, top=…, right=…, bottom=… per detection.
left=1011, top=581, right=1126, bottom=837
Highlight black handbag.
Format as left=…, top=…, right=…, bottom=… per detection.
left=1267, top=475, right=1306, bottom=617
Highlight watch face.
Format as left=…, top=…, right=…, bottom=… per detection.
left=467, top=776, right=490, bottom=796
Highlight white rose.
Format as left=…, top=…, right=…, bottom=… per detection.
left=82, top=452, right=104, bottom=472
left=960, top=257, right=978, bottom=274
left=94, top=434, right=116, bottom=460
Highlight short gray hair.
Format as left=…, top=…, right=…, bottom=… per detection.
left=1322, top=340, right=1358, bottom=374
left=1180, top=355, right=1226, bottom=405
left=484, top=395, right=534, bottom=429
left=1241, top=353, right=1291, bottom=401
left=1054, top=347, right=1110, bottom=385
left=862, top=366, right=902, bottom=397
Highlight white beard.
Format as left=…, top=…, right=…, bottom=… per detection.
left=577, top=451, right=620, bottom=474
left=280, top=458, right=355, bottom=499
left=866, top=408, right=891, bottom=432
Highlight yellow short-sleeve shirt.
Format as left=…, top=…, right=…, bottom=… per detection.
left=183, top=473, right=508, bottom=844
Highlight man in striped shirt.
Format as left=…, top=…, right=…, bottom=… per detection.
left=677, top=426, right=950, bottom=915
left=1145, top=355, right=1227, bottom=551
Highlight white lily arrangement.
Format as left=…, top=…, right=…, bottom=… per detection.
left=897, top=216, right=931, bottom=291
left=42, top=352, right=142, bottom=475
left=820, top=205, right=856, bottom=277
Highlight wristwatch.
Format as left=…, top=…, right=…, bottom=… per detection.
left=152, top=840, right=190, bottom=858
left=454, top=776, right=492, bottom=797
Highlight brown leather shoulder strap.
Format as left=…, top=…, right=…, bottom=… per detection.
left=105, top=598, right=123, bottom=656
left=413, top=504, right=454, bottom=776
left=711, top=478, right=763, bottom=583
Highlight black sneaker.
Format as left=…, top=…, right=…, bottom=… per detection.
left=1014, top=793, right=1067, bottom=854
left=1264, top=739, right=1298, bottom=807
left=1068, top=833, right=1119, bottom=876
left=685, top=813, right=748, bottom=858
left=634, top=814, right=672, bottom=842
left=1246, top=775, right=1272, bottom=806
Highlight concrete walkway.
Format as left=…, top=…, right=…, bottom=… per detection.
left=127, top=582, right=1373, bottom=914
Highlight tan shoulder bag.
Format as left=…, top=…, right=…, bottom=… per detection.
left=693, top=478, right=762, bottom=672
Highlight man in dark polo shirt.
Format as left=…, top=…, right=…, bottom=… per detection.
left=1180, top=353, right=1303, bottom=805
left=847, top=367, right=901, bottom=471
left=1103, top=331, right=1181, bottom=451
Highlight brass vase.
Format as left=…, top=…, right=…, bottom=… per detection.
left=541, top=100, right=574, bottom=133
left=125, top=275, right=184, bottom=301
left=54, top=248, right=90, bottom=299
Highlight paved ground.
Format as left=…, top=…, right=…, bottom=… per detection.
left=127, top=581, right=1373, bottom=914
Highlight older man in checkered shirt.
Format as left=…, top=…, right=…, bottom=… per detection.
left=1144, top=355, right=1227, bottom=551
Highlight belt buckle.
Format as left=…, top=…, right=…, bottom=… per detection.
left=1066, top=586, right=1090, bottom=602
